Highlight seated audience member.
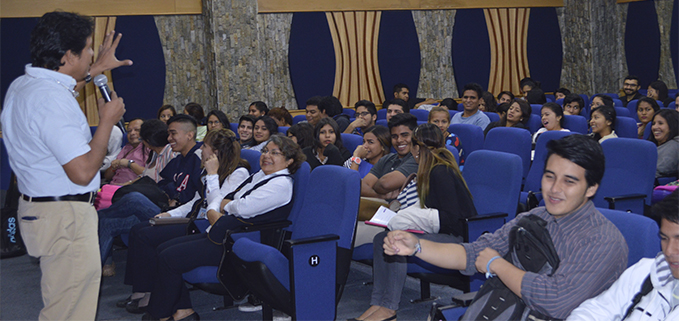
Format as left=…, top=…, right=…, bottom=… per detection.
left=205, top=110, right=230, bottom=131
left=648, top=80, right=672, bottom=107
left=520, top=77, right=539, bottom=96
left=554, top=87, right=571, bottom=101
left=352, top=124, right=476, bottom=321
left=589, top=104, right=618, bottom=143
left=304, top=95, right=324, bottom=127
left=183, top=102, right=207, bottom=141
left=428, top=106, right=461, bottom=151
left=566, top=190, right=679, bottom=321
left=130, top=136, right=304, bottom=321
left=484, top=99, right=531, bottom=136
left=317, top=95, right=351, bottom=133
left=345, top=100, right=377, bottom=135
left=384, top=98, right=410, bottom=122
left=526, top=87, right=547, bottom=105
left=158, top=104, right=176, bottom=123
left=104, top=118, right=148, bottom=185
left=439, top=98, right=456, bottom=111
left=101, top=124, right=124, bottom=172
left=139, top=119, right=176, bottom=183
left=451, top=83, right=491, bottom=130
left=533, top=102, right=570, bottom=143
left=390, top=83, right=435, bottom=109
left=361, top=113, right=419, bottom=199
left=286, top=122, right=314, bottom=149
left=302, top=117, right=351, bottom=170
left=591, top=93, right=614, bottom=110
left=248, top=101, right=269, bottom=117
left=563, top=93, right=585, bottom=116
left=237, top=115, right=256, bottom=148
left=674, top=92, right=679, bottom=112
left=382, top=134, right=627, bottom=320
left=250, top=115, right=278, bottom=152
left=268, top=107, right=292, bottom=127
left=637, top=97, right=661, bottom=139
left=648, top=109, right=679, bottom=178
left=479, top=91, right=498, bottom=113
left=620, top=75, right=643, bottom=107
left=345, top=125, right=391, bottom=178
left=497, top=91, right=515, bottom=105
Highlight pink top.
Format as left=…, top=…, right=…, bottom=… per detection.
left=110, top=143, right=148, bottom=184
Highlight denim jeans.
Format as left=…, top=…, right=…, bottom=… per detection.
left=98, top=192, right=160, bottom=264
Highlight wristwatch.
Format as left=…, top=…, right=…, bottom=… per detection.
left=351, top=156, right=362, bottom=165
left=84, top=73, right=92, bottom=83
left=127, top=159, right=135, bottom=168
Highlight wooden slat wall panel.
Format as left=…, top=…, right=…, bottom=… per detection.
left=259, top=0, right=563, bottom=13
left=485, top=8, right=530, bottom=96
left=0, top=0, right=201, bottom=18
left=327, top=11, right=385, bottom=106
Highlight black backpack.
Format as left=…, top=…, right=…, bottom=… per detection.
left=461, top=214, right=561, bottom=321
left=1, top=173, right=26, bottom=259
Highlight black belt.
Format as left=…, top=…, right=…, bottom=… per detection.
left=21, top=192, right=96, bottom=204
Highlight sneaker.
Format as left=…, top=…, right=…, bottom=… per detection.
left=272, top=310, right=291, bottom=321
left=238, top=303, right=262, bottom=312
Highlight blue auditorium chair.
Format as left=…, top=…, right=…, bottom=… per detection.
left=627, top=99, right=639, bottom=122
left=449, top=110, right=459, bottom=119
left=668, top=101, right=676, bottom=110
left=229, top=166, right=360, bottom=320
left=643, top=123, right=652, bottom=140
left=292, top=115, right=306, bottom=124
left=614, top=116, right=638, bottom=139
left=530, top=104, right=542, bottom=115
left=240, top=149, right=262, bottom=174
left=615, top=107, right=630, bottom=117
left=484, top=127, right=532, bottom=180
left=612, top=98, right=623, bottom=107
left=342, top=108, right=355, bottom=118
left=457, top=103, right=464, bottom=111
left=230, top=123, right=239, bottom=138
left=410, top=109, right=430, bottom=121
left=448, top=124, right=484, bottom=164
left=277, top=126, right=289, bottom=135
left=376, top=119, right=388, bottom=128
left=446, top=145, right=460, bottom=166
left=562, top=115, right=589, bottom=134
left=595, top=138, right=657, bottom=214
left=377, top=108, right=387, bottom=120
left=602, top=93, right=620, bottom=99
left=555, top=98, right=564, bottom=106
left=483, top=111, right=500, bottom=123
left=527, top=114, right=542, bottom=134
left=341, top=133, right=363, bottom=154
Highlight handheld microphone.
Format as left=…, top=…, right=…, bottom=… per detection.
left=93, top=74, right=126, bottom=134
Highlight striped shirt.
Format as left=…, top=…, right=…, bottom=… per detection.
left=461, top=201, right=628, bottom=319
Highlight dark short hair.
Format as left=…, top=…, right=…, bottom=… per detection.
left=255, top=115, right=278, bottom=141
left=385, top=99, right=410, bottom=113
left=313, top=117, right=345, bottom=150
left=31, top=11, right=94, bottom=71
left=167, top=114, right=198, bottom=133
left=655, top=190, right=679, bottom=224
left=268, top=107, right=293, bottom=126
left=462, top=83, right=484, bottom=100
left=355, top=100, right=377, bottom=116
left=637, top=97, right=661, bottom=114
left=140, top=119, right=169, bottom=148
left=520, top=77, right=539, bottom=90
left=541, top=102, right=565, bottom=128
left=183, top=103, right=205, bottom=123
left=388, top=113, right=418, bottom=131
left=526, top=88, right=547, bottom=105
left=497, top=91, right=515, bottom=101
left=496, top=102, right=511, bottom=115
left=563, top=94, right=585, bottom=113
left=157, top=105, right=177, bottom=120
left=440, top=98, right=456, bottom=110
left=306, top=96, right=323, bottom=107
left=545, top=134, right=605, bottom=189
left=250, top=101, right=269, bottom=115
left=206, top=110, right=230, bottom=128
left=393, top=83, right=410, bottom=94
left=591, top=94, right=614, bottom=108
left=286, top=122, right=315, bottom=149
left=318, top=96, right=343, bottom=117
left=238, top=114, right=256, bottom=127
left=266, top=135, right=306, bottom=174
left=555, top=88, right=571, bottom=97
left=624, top=75, right=640, bottom=84
left=648, top=109, right=679, bottom=146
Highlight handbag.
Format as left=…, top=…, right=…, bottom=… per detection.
left=1, top=173, right=26, bottom=259
left=111, top=176, right=170, bottom=212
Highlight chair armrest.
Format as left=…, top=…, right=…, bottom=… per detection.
left=604, top=194, right=646, bottom=209
left=285, top=234, right=339, bottom=247
left=464, top=212, right=508, bottom=222
left=240, top=220, right=292, bottom=232
left=464, top=213, right=507, bottom=243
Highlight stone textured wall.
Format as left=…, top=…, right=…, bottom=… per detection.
left=656, top=0, right=677, bottom=89
left=412, top=10, right=458, bottom=100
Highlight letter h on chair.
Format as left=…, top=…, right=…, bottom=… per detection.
left=406, top=150, right=523, bottom=303
left=230, top=166, right=361, bottom=320
left=181, top=162, right=311, bottom=310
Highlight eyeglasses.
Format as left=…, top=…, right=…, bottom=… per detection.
left=356, top=112, right=371, bottom=117
left=261, top=148, right=283, bottom=157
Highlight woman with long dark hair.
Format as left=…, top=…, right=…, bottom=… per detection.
left=302, top=117, right=351, bottom=169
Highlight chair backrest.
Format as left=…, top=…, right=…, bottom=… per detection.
left=410, top=109, right=429, bottom=121
left=445, top=144, right=460, bottom=166
left=457, top=103, right=464, bottom=111
left=483, top=111, right=500, bottom=123
left=230, top=123, right=239, bottom=138
left=668, top=101, right=676, bottom=110
left=284, top=162, right=311, bottom=231
left=612, top=98, right=623, bottom=107
left=376, top=119, right=388, bottom=128
left=594, top=138, right=657, bottom=211
left=292, top=115, right=306, bottom=124
left=579, top=94, right=590, bottom=115
left=277, top=126, right=290, bottom=135
left=449, top=110, right=459, bottom=119
left=292, top=166, right=360, bottom=251
left=545, top=94, right=555, bottom=102
left=448, top=124, right=484, bottom=163
left=340, top=133, right=363, bottom=154
left=563, top=115, right=589, bottom=134
left=342, top=108, right=355, bottom=118
left=463, top=150, right=522, bottom=219
left=555, top=98, right=564, bottom=106
left=524, top=131, right=575, bottom=193
left=601, top=93, right=620, bottom=99
left=530, top=104, right=542, bottom=115
left=527, top=114, right=542, bottom=134
left=627, top=99, right=639, bottom=122
left=376, top=109, right=387, bottom=120
left=598, top=208, right=660, bottom=268
left=614, top=116, right=638, bottom=139
left=484, top=127, right=532, bottom=179
left=614, top=107, right=630, bottom=117
left=240, top=149, right=261, bottom=174
left=643, top=122, right=652, bottom=140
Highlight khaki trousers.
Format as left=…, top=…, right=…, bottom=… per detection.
left=18, top=199, right=101, bottom=321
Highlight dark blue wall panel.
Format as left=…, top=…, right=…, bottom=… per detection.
left=452, top=9, right=491, bottom=96
left=1, top=18, right=38, bottom=103
left=110, top=15, right=165, bottom=121
left=625, top=1, right=661, bottom=88
left=527, top=7, right=563, bottom=92
left=671, top=0, right=678, bottom=88
left=378, top=11, right=421, bottom=102
left=288, top=12, right=336, bottom=109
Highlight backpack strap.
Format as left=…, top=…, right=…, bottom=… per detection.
left=622, top=274, right=653, bottom=320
